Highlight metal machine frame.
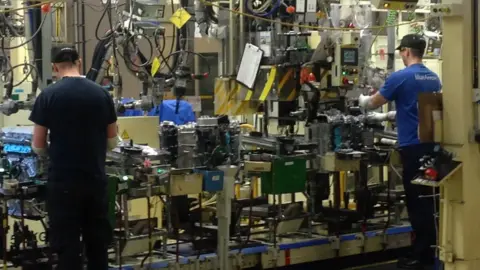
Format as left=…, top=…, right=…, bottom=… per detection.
left=439, top=1, right=480, bottom=269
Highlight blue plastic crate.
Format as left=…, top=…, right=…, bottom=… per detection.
left=196, top=170, right=224, bottom=192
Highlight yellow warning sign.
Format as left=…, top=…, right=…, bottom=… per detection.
left=169, top=8, right=191, bottom=29
left=151, top=57, right=160, bottom=77
left=121, top=130, right=130, bottom=140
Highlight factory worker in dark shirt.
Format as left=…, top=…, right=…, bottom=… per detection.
left=29, top=45, right=120, bottom=270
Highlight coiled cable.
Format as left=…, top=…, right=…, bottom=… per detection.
left=1, top=10, right=47, bottom=49
left=123, top=33, right=154, bottom=68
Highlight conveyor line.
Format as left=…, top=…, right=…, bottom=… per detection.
left=108, top=225, right=413, bottom=270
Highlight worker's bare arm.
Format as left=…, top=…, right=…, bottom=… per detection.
left=107, top=122, right=117, bottom=139
left=369, top=92, right=389, bottom=109
left=32, top=124, right=48, bottom=156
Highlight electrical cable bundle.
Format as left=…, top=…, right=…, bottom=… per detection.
left=86, top=35, right=111, bottom=81
left=245, top=0, right=282, bottom=17
left=0, top=3, right=44, bottom=94
left=201, top=0, right=218, bottom=24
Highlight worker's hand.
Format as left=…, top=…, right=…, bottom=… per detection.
left=358, top=94, right=371, bottom=109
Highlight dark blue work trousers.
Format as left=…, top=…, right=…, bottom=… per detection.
left=46, top=172, right=112, bottom=270
left=399, top=143, right=438, bottom=263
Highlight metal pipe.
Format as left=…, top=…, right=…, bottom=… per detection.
left=41, top=9, right=53, bottom=88
left=239, top=0, right=245, bottom=52
left=73, top=0, right=79, bottom=52
left=474, top=0, right=480, bottom=130
left=386, top=22, right=395, bottom=72
left=81, top=1, right=87, bottom=75
left=122, top=195, right=129, bottom=239
left=219, top=40, right=225, bottom=76
left=228, top=0, right=235, bottom=74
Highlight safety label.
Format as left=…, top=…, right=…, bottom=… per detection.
left=121, top=130, right=130, bottom=140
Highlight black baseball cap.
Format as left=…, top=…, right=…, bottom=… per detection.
left=396, top=34, right=427, bottom=52
left=51, top=44, right=79, bottom=63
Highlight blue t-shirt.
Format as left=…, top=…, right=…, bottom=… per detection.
left=148, top=99, right=196, bottom=125
left=379, top=63, right=442, bottom=147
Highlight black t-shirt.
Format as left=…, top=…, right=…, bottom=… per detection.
left=29, top=77, right=117, bottom=176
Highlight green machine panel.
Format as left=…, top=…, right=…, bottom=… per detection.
left=261, top=157, right=307, bottom=194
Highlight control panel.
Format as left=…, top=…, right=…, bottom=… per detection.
left=371, top=0, right=418, bottom=10
left=339, top=46, right=359, bottom=86
left=429, top=4, right=463, bottom=17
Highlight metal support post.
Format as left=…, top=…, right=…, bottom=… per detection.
left=73, top=0, right=80, bottom=52
left=439, top=0, right=480, bottom=269
left=386, top=24, right=395, bottom=73
left=216, top=165, right=237, bottom=270
left=239, top=0, right=245, bottom=52
left=41, top=10, right=53, bottom=88
left=228, top=0, right=236, bottom=74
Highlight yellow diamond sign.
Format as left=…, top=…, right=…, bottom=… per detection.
left=169, top=8, right=191, bottom=29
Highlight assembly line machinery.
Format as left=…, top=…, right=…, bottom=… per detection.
left=0, top=0, right=475, bottom=269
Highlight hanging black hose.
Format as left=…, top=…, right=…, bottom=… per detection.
left=153, top=30, right=175, bottom=75
left=86, top=36, right=112, bottom=81
left=94, top=1, right=113, bottom=41
left=23, top=3, right=45, bottom=81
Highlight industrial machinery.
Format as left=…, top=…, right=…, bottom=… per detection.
left=0, top=126, right=49, bottom=269
left=160, top=116, right=241, bottom=168
left=6, top=0, right=477, bottom=268
left=105, top=142, right=170, bottom=265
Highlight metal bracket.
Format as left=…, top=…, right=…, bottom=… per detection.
left=473, top=88, right=480, bottom=103
left=207, top=256, right=218, bottom=270
left=192, top=257, right=201, bottom=270
left=381, top=232, right=389, bottom=248
left=329, top=236, right=340, bottom=250
left=355, top=234, right=365, bottom=248
left=234, top=253, right=243, bottom=269
left=168, top=262, right=181, bottom=270
left=269, top=248, right=279, bottom=267
left=439, top=249, right=455, bottom=263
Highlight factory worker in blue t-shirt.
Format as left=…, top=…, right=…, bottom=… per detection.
left=358, top=34, right=442, bottom=269
left=148, top=99, right=196, bottom=125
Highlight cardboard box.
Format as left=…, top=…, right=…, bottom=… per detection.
left=418, top=92, right=443, bottom=143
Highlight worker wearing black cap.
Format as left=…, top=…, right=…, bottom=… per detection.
left=358, top=34, right=442, bottom=269
left=29, top=45, right=119, bottom=270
